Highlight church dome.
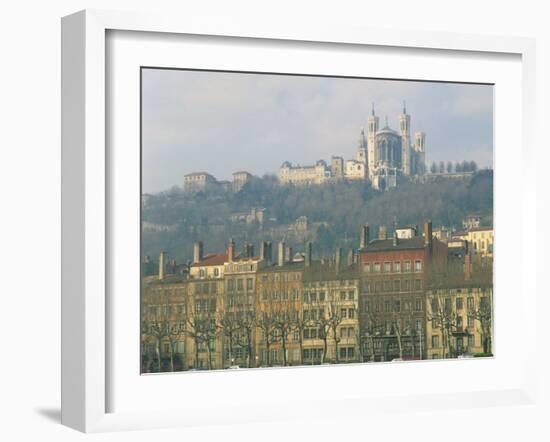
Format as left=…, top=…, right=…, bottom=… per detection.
left=376, top=126, right=399, bottom=137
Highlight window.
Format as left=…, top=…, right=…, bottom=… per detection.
left=415, top=320, right=422, bottom=331
left=394, top=300, right=401, bottom=312
left=456, top=297, right=463, bottom=310
left=394, top=261, right=401, bottom=272
left=384, top=262, right=391, bottom=273
left=303, top=292, right=309, bottom=303
left=444, top=298, right=452, bottom=314
left=432, top=335, right=439, bottom=348
left=414, top=279, right=422, bottom=290
left=385, top=300, right=391, bottom=312
left=383, top=280, right=390, bottom=292
left=364, top=263, right=371, bottom=273
left=374, top=262, right=381, bottom=273
left=311, top=292, right=318, bottom=303
left=414, top=260, right=422, bottom=272
left=404, top=300, right=411, bottom=312
left=394, top=280, right=401, bottom=292
left=291, top=288, right=298, bottom=300
left=404, top=260, right=411, bottom=272
left=467, top=297, right=474, bottom=309
left=348, top=308, right=355, bottom=319
left=374, top=281, right=381, bottom=292
left=228, top=279, right=235, bottom=291
left=246, top=278, right=253, bottom=290
left=214, top=268, right=220, bottom=277
left=340, top=308, right=347, bottom=318
left=237, top=279, right=243, bottom=291
left=364, top=301, right=370, bottom=313
left=293, top=330, right=300, bottom=341
left=431, top=298, right=439, bottom=312
left=415, top=298, right=423, bottom=311
left=340, top=291, right=346, bottom=301
left=319, top=292, right=325, bottom=302
left=457, top=316, right=463, bottom=328
left=348, top=291, right=355, bottom=300
left=468, top=316, right=474, bottom=328
left=468, top=335, right=475, bottom=347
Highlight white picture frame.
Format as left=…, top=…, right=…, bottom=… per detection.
left=61, top=9, right=537, bottom=433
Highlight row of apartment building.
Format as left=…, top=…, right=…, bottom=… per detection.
left=141, top=221, right=493, bottom=372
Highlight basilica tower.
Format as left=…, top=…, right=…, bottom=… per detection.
left=366, top=104, right=379, bottom=178
left=399, top=101, right=411, bottom=175
left=357, top=128, right=367, bottom=164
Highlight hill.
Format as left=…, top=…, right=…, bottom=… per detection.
left=141, top=170, right=493, bottom=264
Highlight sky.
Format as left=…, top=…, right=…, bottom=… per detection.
left=142, top=68, right=493, bottom=193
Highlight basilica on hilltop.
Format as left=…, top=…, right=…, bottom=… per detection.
left=279, top=103, right=426, bottom=190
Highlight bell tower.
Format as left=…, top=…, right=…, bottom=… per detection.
left=399, top=101, right=411, bottom=175
left=367, top=103, right=379, bottom=178
left=357, top=128, right=367, bottom=164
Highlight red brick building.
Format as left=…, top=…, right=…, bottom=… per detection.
left=357, top=221, right=448, bottom=361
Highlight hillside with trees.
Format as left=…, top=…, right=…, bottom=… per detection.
left=142, top=170, right=493, bottom=264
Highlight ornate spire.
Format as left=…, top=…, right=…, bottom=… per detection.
left=403, top=100, right=407, bottom=114
left=385, top=115, right=389, bottom=127
left=371, top=102, right=375, bottom=116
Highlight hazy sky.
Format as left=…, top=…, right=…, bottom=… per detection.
left=142, top=69, right=493, bottom=193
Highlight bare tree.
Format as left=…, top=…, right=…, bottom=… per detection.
left=292, top=308, right=311, bottom=365
left=256, top=309, right=279, bottom=367
left=468, top=291, right=493, bottom=353
left=428, top=293, right=459, bottom=359
left=327, top=301, right=344, bottom=363
left=236, top=310, right=256, bottom=367
left=273, top=306, right=293, bottom=366
left=219, top=311, right=240, bottom=367
left=141, top=291, right=185, bottom=372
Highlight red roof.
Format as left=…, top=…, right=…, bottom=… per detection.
left=190, top=252, right=262, bottom=267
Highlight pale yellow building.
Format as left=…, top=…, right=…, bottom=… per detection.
left=454, top=227, right=493, bottom=257
left=425, top=286, right=493, bottom=359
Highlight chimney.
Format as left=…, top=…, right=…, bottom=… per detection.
left=170, top=259, right=177, bottom=274
left=335, top=247, right=342, bottom=270
left=423, top=220, right=433, bottom=253
left=260, top=241, right=267, bottom=260
left=347, top=248, right=354, bottom=266
left=393, top=231, right=399, bottom=247
left=305, top=242, right=312, bottom=267
left=379, top=224, right=387, bottom=240
left=228, top=238, right=235, bottom=262
left=159, top=250, right=166, bottom=280
left=360, top=224, right=370, bottom=249
left=286, top=246, right=293, bottom=263
left=266, top=241, right=273, bottom=262
left=193, top=241, right=204, bottom=264
left=278, top=241, right=285, bottom=266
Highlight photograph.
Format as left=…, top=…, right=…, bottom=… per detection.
left=140, top=68, right=494, bottom=373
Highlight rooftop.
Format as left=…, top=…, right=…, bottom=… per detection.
left=360, top=236, right=426, bottom=252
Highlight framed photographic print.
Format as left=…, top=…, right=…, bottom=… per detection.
left=61, top=9, right=537, bottom=433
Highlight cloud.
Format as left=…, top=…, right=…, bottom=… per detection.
left=142, top=69, right=493, bottom=193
